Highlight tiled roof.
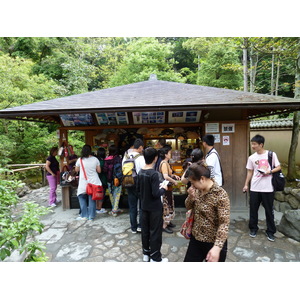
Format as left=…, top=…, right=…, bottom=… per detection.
left=250, top=118, right=293, bottom=129
left=0, top=78, right=299, bottom=123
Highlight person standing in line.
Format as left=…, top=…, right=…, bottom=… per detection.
left=96, top=147, right=108, bottom=214
left=154, top=138, right=166, bottom=171
left=45, top=146, right=60, bottom=207
left=183, top=162, right=230, bottom=262
left=103, top=145, right=123, bottom=217
left=122, top=138, right=145, bottom=233
left=242, top=134, right=281, bottom=242
left=159, top=145, right=180, bottom=234
left=137, top=147, right=169, bottom=262
left=181, top=148, right=204, bottom=186
left=202, top=134, right=223, bottom=186
left=75, top=144, right=101, bottom=221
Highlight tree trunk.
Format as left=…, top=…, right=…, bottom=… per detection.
left=287, top=44, right=300, bottom=181
left=275, top=55, right=280, bottom=96
left=243, top=38, right=248, bottom=92
left=270, top=49, right=275, bottom=95
left=249, top=45, right=258, bottom=93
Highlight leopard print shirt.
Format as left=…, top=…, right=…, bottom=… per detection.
left=185, top=181, right=230, bottom=248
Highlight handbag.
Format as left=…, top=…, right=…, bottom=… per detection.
left=80, top=159, right=104, bottom=201
left=180, top=209, right=194, bottom=239
left=268, top=151, right=285, bottom=192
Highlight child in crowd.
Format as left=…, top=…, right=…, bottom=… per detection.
left=136, top=147, right=169, bottom=262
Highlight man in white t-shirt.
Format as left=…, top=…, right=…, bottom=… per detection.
left=203, top=134, right=223, bottom=186
left=243, top=134, right=281, bottom=242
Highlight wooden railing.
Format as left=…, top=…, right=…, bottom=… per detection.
left=5, top=164, right=47, bottom=186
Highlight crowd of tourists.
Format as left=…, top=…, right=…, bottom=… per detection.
left=45, top=133, right=281, bottom=262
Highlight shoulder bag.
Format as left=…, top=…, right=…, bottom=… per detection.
left=268, top=151, right=285, bottom=192
left=80, top=158, right=104, bottom=201
left=180, top=209, right=194, bottom=239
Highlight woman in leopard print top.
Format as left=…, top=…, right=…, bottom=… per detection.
left=183, top=162, right=230, bottom=262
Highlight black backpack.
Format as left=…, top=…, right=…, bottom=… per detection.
left=268, top=150, right=285, bottom=192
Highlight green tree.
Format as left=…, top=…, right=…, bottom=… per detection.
left=197, top=41, right=243, bottom=89
left=106, top=37, right=184, bottom=87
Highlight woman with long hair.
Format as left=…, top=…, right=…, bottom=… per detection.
left=45, top=146, right=60, bottom=207
left=159, top=145, right=180, bottom=234
left=75, top=144, right=101, bottom=221
left=183, top=162, right=230, bottom=262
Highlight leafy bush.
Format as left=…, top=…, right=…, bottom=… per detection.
left=0, top=173, right=50, bottom=261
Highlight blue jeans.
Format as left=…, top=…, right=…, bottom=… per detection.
left=127, top=187, right=142, bottom=231
left=78, top=193, right=96, bottom=220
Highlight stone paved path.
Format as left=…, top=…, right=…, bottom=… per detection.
left=8, top=186, right=300, bottom=262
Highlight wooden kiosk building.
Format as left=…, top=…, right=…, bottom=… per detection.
left=1, top=76, right=300, bottom=210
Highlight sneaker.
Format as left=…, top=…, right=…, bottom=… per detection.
left=150, top=258, right=168, bottom=262
left=249, top=230, right=257, bottom=238
left=163, top=227, right=173, bottom=234
left=137, top=227, right=142, bottom=233
left=56, top=200, right=61, bottom=204
left=143, top=255, right=150, bottom=262
left=168, top=222, right=176, bottom=228
left=265, top=231, right=275, bottom=242
left=49, top=203, right=56, bottom=207
left=96, top=208, right=107, bottom=214
left=76, top=216, right=87, bottom=221
left=131, top=229, right=137, bottom=234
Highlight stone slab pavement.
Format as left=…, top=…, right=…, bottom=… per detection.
left=6, top=186, right=300, bottom=262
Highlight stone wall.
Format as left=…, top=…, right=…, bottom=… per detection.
left=275, top=186, right=300, bottom=242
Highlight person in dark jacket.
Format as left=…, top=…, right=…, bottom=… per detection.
left=137, top=147, right=169, bottom=262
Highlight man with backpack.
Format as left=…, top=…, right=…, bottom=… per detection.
left=122, top=138, right=145, bottom=233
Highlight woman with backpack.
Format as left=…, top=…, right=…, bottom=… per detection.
left=96, top=147, right=108, bottom=214
left=103, top=145, right=123, bottom=217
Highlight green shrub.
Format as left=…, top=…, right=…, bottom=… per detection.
left=0, top=173, right=50, bottom=261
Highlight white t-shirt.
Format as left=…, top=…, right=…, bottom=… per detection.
left=122, top=150, right=145, bottom=174
left=76, top=156, right=101, bottom=196
left=246, top=150, right=280, bottom=192
left=205, top=148, right=223, bottom=186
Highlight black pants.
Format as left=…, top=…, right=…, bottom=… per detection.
left=249, top=191, right=276, bottom=234
left=184, top=236, right=227, bottom=262
left=141, top=209, right=163, bottom=262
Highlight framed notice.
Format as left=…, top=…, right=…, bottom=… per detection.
left=222, top=123, right=235, bottom=133
left=132, top=111, right=165, bottom=124
left=95, top=112, right=129, bottom=125
left=205, top=123, right=219, bottom=133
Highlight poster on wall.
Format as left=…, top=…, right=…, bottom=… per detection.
left=223, top=136, right=230, bottom=145
left=95, top=112, right=129, bottom=125
left=168, top=111, right=201, bottom=123
left=132, top=111, right=165, bottom=124
left=205, top=123, right=219, bottom=133
left=60, top=114, right=94, bottom=126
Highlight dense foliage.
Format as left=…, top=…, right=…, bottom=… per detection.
left=0, top=37, right=299, bottom=166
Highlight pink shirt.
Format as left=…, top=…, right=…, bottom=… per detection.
left=246, top=150, right=280, bottom=192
